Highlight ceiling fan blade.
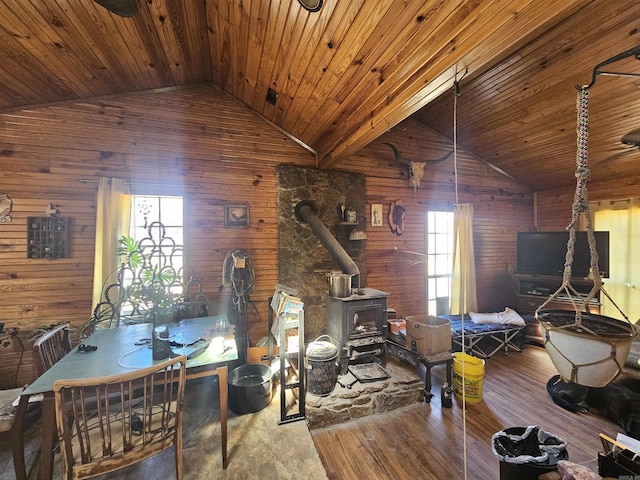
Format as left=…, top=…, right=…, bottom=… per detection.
left=93, top=0, right=138, bottom=17
left=596, top=149, right=638, bottom=166
left=621, top=129, right=640, bottom=146
left=605, top=145, right=635, bottom=153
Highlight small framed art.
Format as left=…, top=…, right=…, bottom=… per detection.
left=371, top=203, right=383, bottom=227
left=224, top=205, right=250, bottom=228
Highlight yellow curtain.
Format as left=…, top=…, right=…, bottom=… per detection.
left=450, top=203, right=478, bottom=315
left=591, top=199, right=640, bottom=322
left=91, top=178, right=131, bottom=312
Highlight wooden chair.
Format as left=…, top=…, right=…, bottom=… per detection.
left=53, top=355, right=187, bottom=480
left=0, top=326, right=45, bottom=480
left=0, top=388, right=33, bottom=480
left=32, top=324, right=72, bottom=376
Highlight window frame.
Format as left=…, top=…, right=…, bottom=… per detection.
left=425, top=209, right=455, bottom=316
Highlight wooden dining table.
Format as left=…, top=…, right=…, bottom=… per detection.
left=22, top=315, right=238, bottom=480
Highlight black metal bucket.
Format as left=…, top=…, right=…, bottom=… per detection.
left=306, top=336, right=338, bottom=396
left=228, top=363, right=273, bottom=414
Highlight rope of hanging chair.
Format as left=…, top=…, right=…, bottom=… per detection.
left=536, top=87, right=635, bottom=386
left=537, top=88, right=607, bottom=326
left=529, top=53, right=640, bottom=387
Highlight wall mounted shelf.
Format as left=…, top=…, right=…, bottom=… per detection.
left=27, top=216, right=68, bottom=259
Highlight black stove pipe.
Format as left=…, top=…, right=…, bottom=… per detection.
left=294, top=200, right=360, bottom=288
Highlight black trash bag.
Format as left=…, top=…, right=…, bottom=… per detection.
left=492, top=426, right=567, bottom=465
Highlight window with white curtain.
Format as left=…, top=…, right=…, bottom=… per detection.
left=591, top=199, right=640, bottom=322
left=127, top=195, right=184, bottom=286
left=425, top=210, right=454, bottom=316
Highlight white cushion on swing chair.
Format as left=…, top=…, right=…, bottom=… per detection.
left=543, top=324, right=633, bottom=387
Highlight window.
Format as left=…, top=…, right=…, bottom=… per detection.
left=592, top=200, right=640, bottom=322
left=127, top=194, right=184, bottom=292
left=130, top=195, right=184, bottom=246
left=425, top=210, right=454, bottom=316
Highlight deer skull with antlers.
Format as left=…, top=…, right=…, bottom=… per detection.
left=384, top=142, right=453, bottom=192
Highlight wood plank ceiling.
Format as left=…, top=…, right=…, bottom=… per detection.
left=1, top=0, right=639, bottom=191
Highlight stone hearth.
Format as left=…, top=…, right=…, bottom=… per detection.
left=305, top=356, right=424, bottom=430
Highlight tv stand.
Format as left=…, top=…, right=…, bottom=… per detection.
left=514, top=274, right=601, bottom=344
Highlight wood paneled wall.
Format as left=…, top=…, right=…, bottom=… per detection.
left=0, top=84, right=316, bottom=386
left=536, top=176, right=640, bottom=231
left=346, top=120, right=534, bottom=317
left=0, top=84, right=533, bottom=386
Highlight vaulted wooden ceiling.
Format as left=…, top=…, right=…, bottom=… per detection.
left=1, top=0, right=640, bottom=191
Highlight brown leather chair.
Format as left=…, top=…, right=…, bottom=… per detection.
left=53, top=355, right=187, bottom=480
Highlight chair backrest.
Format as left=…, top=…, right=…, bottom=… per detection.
left=32, top=324, right=72, bottom=377
left=53, top=355, right=186, bottom=480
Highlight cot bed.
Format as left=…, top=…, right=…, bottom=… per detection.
left=438, top=313, right=531, bottom=359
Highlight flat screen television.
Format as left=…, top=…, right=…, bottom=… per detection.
left=516, top=231, right=610, bottom=278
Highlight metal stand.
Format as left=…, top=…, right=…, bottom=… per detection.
left=386, top=339, right=452, bottom=403
left=268, top=294, right=305, bottom=424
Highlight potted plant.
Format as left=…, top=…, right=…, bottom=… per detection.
left=83, top=223, right=209, bottom=338
left=116, top=235, right=182, bottom=324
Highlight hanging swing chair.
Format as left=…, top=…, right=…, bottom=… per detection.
left=535, top=48, right=640, bottom=388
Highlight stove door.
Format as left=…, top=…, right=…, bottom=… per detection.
left=347, top=299, right=385, bottom=338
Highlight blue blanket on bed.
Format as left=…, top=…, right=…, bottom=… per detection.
left=438, top=314, right=533, bottom=335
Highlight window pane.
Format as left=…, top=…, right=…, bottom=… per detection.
left=436, top=276, right=450, bottom=297
left=434, top=233, right=449, bottom=254
left=162, top=227, right=184, bottom=245
left=159, top=197, right=183, bottom=226
left=427, top=299, right=437, bottom=314
left=427, top=212, right=435, bottom=231
left=434, top=254, right=449, bottom=275
left=129, top=225, right=150, bottom=240
left=131, top=197, right=158, bottom=228
left=427, top=277, right=437, bottom=301
left=128, top=194, right=185, bottom=278
left=426, top=210, right=454, bottom=316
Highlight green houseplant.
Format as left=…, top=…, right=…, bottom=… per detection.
left=83, top=223, right=209, bottom=338
left=115, top=235, right=182, bottom=324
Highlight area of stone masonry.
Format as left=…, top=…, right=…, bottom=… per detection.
left=304, top=355, right=424, bottom=430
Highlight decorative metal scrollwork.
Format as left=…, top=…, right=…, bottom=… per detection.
left=82, top=222, right=209, bottom=338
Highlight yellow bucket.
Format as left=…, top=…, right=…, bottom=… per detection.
left=452, top=352, right=485, bottom=404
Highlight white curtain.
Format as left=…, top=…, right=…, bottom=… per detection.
left=91, top=178, right=131, bottom=312
left=450, top=203, right=478, bottom=315
left=590, top=199, right=640, bottom=322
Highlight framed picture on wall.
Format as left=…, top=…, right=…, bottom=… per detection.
left=224, top=205, right=250, bottom=228
left=371, top=203, right=383, bottom=227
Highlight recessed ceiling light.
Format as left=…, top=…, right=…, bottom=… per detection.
left=298, top=0, right=323, bottom=12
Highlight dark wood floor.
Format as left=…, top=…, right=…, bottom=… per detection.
left=311, top=345, right=621, bottom=480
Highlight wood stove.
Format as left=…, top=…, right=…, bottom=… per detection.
left=326, top=287, right=389, bottom=374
